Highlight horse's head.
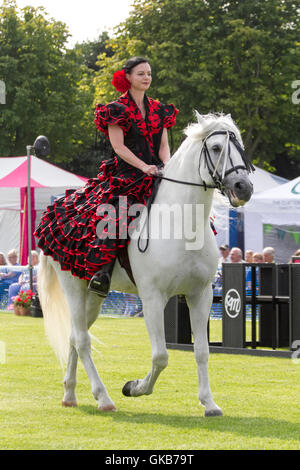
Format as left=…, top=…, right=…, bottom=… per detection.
left=185, top=112, right=254, bottom=207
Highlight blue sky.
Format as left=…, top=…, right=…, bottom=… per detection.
left=15, top=0, right=134, bottom=45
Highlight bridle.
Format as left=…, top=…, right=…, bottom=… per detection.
left=155, top=130, right=254, bottom=193
left=137, top=129, right=254, bottom=252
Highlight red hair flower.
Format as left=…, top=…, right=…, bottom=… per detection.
left=112, top=69, right=131, bottom=93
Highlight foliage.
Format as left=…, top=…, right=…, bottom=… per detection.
left=72, top=31, right=114, bottom=72
left=95, top=0, right=300, bottom=176
left=1, top=0, right=299, bottom=177
left=0, top=0, right=96, bottom=167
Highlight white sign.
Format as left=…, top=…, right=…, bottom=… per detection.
left=225, top=288, right=241, bottom=319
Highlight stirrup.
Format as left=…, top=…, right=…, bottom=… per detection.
left=88, top=272, right=111, bottom=297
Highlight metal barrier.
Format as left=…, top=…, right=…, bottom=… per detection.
left=164, top=263, right=300, bottom=357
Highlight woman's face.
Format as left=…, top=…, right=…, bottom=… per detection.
left=127, top=62, right=152, bottom=92
left=8, top=253, right=17, bottom=265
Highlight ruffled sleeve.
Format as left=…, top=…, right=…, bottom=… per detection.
left=162, top=103, right=179, bottom=129
left=94, top=102, right=131, bottom=137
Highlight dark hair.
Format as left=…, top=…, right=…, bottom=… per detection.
left=123, top=56, right=149, bottom=74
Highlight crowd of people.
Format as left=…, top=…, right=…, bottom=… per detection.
left=213, top=245, right=300, bottom=295
left=0, top=248, right=143, bottom=316
left=0, top=249, right=39, bottom=309
left=218, top=245, right=300, bottom=267
left=1, top=243, right=299, bottom=313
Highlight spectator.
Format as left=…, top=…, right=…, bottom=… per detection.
left=218, top=244, right=229, bottom=267
left=253, top=252, right=264, bottom=263
left=289, top=249, right=300, bottom=263
left=229, top=247, right=245, bottom=263
left=263, top=246, right=275, bottom=263
left=0, top=249, right=21, bottom=286
left=0, top=252, right=7, bottom=266
left=7, top=251, right=40, bottom=307
left=245, top=250, right=254, bottom=263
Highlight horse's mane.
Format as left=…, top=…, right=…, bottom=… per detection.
left=184, top=112, right=244, bottom=148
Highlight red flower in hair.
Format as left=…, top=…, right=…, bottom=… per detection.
left=112, top=69, right=131, bottom=93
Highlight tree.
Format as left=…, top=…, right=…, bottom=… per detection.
left=0, top=0, right=94, bottom=167
left=73, top=32, right=114, bottom=71
left=94, top=0, right=300, bottom=177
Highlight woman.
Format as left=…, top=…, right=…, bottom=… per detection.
left=7, top=251, right=40, bottom=307
left=0, top=252, right=7, bottom=266
left=253, top=252, right=263, bottom=263
left=35, top=57, right=178, bottom=296
left=289, top=249, right=300, bottom=263
left=0, top=249, right=21, bottom=287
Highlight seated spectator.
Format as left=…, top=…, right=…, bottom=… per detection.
left=245, top=250, right=254, bottom=263
left=7, top=251, right=40, bottom=306
left=263, top=246, right=275, bottom=263
left=212, top=266, right=223, bottom=293
left=289, top=249, right=300, bottom=263
left=0, top=252, right=9, bottom=305
left=0, top=252, right=7, bottom=266
left=229, top=247, right=245, bottom=263
left=0, top=249, right=21, bottom=287
left=123, top=293, right=140, bottom=316
left=253, top=252, right=264, bottom=263
left=218, top=244, right=229, bottom=267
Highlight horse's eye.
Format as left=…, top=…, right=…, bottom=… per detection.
left=212, top=145, right=220, bottom=152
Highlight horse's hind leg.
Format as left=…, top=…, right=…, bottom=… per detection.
left=186, top=286, right=222, bottom=417
left=62, top=344, right=78, bottom=407
left=57, top=272, right=116, bottom=411
left=83, top=290, right=117, bottom=411
left=122, top=294, right=168, bottom=397
left=62, top=288, right=99, bottom=407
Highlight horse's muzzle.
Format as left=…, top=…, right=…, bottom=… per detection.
left=223, top=174, right=253, bottom=207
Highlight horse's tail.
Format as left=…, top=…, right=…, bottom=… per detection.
left=37, top=253, right=70, bottom=367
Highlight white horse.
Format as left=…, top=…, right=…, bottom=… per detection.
left=38, top=112, right=253, bottom=416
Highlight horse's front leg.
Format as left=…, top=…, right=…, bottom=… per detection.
left=122, top=294, right=168, bottom=397
left=186, top=286, right=223, bottom=417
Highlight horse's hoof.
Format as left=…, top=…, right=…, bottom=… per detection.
left=62, top=400, right=77, bottom=407
left=122, top=380, right=134, bottom=397
left=98, top=404, right=117, bottom=412
left=205, top=408, right=223, bottom=417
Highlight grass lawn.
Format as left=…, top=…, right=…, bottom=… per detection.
left=0, top=311, right=300, bottom=450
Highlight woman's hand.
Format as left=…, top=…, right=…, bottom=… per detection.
left=141, top=164, right=158, bottom=176
left=108, top=125, right=158, bottom=176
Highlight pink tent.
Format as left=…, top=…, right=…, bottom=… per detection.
left=0, top=156, right=88, bottom=264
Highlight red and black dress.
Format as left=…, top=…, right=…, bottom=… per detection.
left=34, top=91, right=178, bottom=280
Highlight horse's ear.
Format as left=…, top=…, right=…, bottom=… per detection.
left=194, top=110, right=206, bottom=124
left=225, top=113, right=232, bottom=120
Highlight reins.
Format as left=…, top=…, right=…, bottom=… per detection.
left=154, top=174, right=217, bottom=191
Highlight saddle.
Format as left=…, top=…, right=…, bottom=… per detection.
left=117, top=175, right=162, bottom=286
left=118, top=247, right=135, bottom=285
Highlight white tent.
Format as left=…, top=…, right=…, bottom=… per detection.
left=213, top=166, right=288, bottom=248
left=244, top=176, right=300, bottom=262
left=248, top=166, right=287, bottom=193
left=0, top=156, right=88, bottom=264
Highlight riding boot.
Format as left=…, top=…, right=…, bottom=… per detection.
left=88, top=259, right=116, bottom=297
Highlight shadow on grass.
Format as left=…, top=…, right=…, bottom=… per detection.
left=77, top=405, right=300, bottom=442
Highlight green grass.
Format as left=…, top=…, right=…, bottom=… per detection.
left=0, top=311, right=300, bottom=450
